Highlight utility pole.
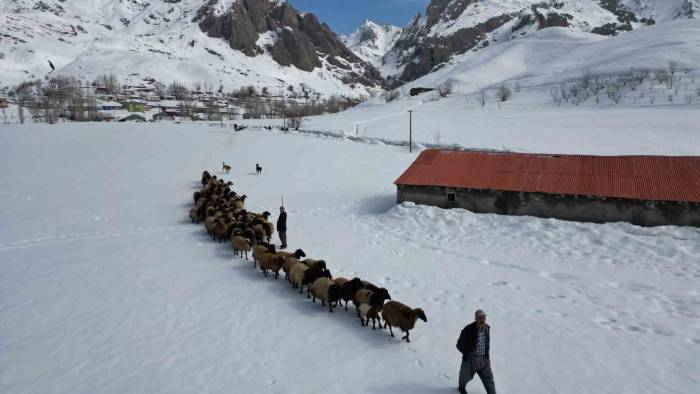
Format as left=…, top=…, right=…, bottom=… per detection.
left=408, top=110, right=413, bottom=153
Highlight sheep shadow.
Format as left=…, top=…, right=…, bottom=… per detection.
left=357, top=194, right=396, bottom=216
left=368, top=383, right=456, bottom=394
left=226, top=262, right=399, bottom=347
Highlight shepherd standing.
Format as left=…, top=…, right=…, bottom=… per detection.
left=277, top=206, right=287, bottom=249
left=456, top=309, right=496, bottom=394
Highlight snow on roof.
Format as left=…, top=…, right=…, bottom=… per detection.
left=100, top=101, right=123, bottom=107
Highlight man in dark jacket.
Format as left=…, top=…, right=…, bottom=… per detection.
left=276, top=206, right=287, bottom=249
left=456, top=309, right=496, bottom=394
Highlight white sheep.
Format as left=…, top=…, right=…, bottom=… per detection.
left=358, top=303, right=382, bottom=329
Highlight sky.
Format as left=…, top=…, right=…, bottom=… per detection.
left=288, top=0, right=430, bottom=34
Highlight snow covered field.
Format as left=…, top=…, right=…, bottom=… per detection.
left=1, top=122, right=699, bottom=393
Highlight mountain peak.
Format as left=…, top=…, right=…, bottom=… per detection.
left=341, top=19, right=401, bottom=75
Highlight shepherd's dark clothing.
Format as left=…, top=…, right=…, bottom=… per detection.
left=277, top=211, right=287, bottom=248
left=457, top=322, right=490, bottom=360
left=277, top=212, right=287, bottom=232
left=457, top=323, right=496, bottom=394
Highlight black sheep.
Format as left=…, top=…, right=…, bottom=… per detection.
left=340, top=277, right=364, bottom=311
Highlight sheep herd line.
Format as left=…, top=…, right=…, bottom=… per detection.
left=189, top=170, right=428, bottom=342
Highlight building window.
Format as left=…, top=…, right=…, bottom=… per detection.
left=448, top=193, right=456, bottom=202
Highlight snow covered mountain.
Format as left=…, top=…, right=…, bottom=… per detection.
left=381, top=0, right=699, bottom=82
left=341, top=20, right=401, bottom=76
left=0, top=0, right=384, bottom=96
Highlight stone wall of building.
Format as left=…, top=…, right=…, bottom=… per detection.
left=396, top=185, right=700, bottom=227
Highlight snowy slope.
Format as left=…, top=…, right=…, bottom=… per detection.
left=0, top=0, right=381, bottom=96
left=620, top=0, right=699, bottom=22
left=245, top=19, right=700, bottom=152
left=1, top=123, right=699, bottom=393
left=341, top=20, right=402, bottom=76
left=383, top=0, right=698, bottom=81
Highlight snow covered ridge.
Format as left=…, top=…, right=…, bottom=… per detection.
left=0, top=0, right=382, bottom=97
left=380, top=0, right=698, bottom=82
left=341, top=20, right=402, bottom=77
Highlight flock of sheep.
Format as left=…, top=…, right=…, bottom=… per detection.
left=189, top=170, right=428, bottom=342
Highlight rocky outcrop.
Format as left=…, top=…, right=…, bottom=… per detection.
left=381, top=0, right=698, bottom=82
left=341, top=20, right=401, bottom=74
left=194, top=0, right=383, bottom=86
left=399, top=14, right=512, bottom=82
left=391, top=0, right=513, bottom=82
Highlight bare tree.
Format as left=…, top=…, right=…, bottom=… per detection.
left=580, top=68, right=593, bottom=91
left=655, top=69, right=672, bottom=89
left=496, top=83, right=512, bottom=102
left=478, top=90, right=487, bottom=107
left=559, top=81, right=570, bottom=102
left=17, top=101, right=25, bottom=124
left=95, top=73, right=120, bottom=94
left=169, top=81, right=188, bottom=100
left=477, top=90, right=488, bottom=107
left=383, top=90, right=400, bottom=103
left=437, top=80, right=453, bottom=97
left=607, top=85, right=623, bottom=104
left=550, top=87, right=562, bottom=106
left=668, top=61, right=679, bottom=77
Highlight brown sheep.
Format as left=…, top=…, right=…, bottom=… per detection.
left=301, top=258, right=326, bottom=270
left=381, top=301, right=427, bottom=343
left=277, top=249, right=306, bottom=260
left=310, top=277, right=341, bottom=313
left=213, top=219, right=230, bottom=243
left=253, top=224, right=266, bottom=244
left=353, top=287, right=391, bottom=316
left=232, top=236, right=251, bottom=260
left=289, top=262, right=309, bottom=293
left=233, top=195, right=247, bottom=210
left=340, top=278, right=363, bottom=311
left=262, top=221, right=274, bottom=242
left=283, top=256, right=300, bottom=281
left=252, top=243, right=276, bottom=268
left=204, top=216, right=217, bottom=238
left=258, top=253, right=285, bottom=279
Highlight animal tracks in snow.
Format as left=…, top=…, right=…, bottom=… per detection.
left=0, top=226, right=193, bottom=252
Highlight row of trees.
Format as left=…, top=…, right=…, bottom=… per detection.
left=9, top=73, right=368, bottom=124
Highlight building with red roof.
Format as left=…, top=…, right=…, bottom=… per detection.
left=394, top=149, right=700, bottom=227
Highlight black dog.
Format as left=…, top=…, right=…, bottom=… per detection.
left=255, top=163, right=262, bottom=175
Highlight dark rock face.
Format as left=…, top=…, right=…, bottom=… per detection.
left=593, top=0, right=636, bottom=34
left=393, top=0, right=511, bottom=82
left=402, top=15, right=512, bottom=81
left=195, top=0, right=383, bottom=86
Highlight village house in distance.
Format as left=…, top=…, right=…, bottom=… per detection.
left=394, top=149, right=700, bottom=227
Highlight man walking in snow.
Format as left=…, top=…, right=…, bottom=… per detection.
left=456, top=309, right=496, bottom=394
left=277, top=206, right=287, bottom=249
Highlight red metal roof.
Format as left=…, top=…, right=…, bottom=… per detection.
left=394, top=149, right=700, bottom=203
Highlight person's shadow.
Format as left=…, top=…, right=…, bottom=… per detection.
left=368, top=383, right=456, bottom=393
